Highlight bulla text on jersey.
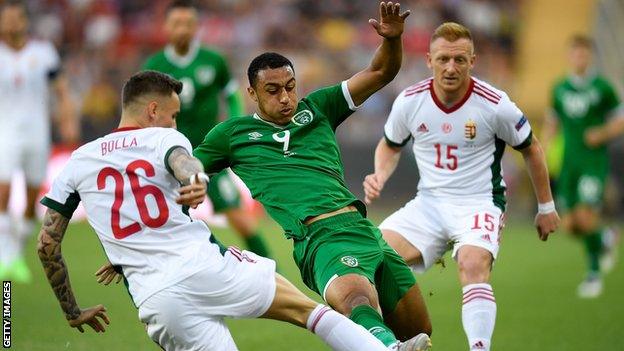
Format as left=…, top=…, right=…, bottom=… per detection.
left=101, top=136, right=138, bottom=156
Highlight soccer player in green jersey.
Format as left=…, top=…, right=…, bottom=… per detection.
left=142, top=0, right=274, bottom=259
left=194, top=3, right=433, bottom=350
left=542, top=34, right=624, bottom=298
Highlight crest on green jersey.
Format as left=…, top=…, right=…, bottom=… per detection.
left=292, top=110, right=314, bottom=126
left=340, top=256, right=359, bottom=267
left=196, top=66, right=216, bottom=85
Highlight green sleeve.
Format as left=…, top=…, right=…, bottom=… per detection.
left=142, top=55, right=156, bottom=70
left=214, top=51, right=233, bottom=91
left=226, top=90, right=244, bottom=118
left=601, top=79, right=621, bottom=114
left=192, top=124, right=232, bottom=175
left=550, top=84, right=562, bottom=120
left=306, top=82, right=355, bottom=129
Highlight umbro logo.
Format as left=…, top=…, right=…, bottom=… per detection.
left=480, top=234, right=492, bottom=243
left=417, top=123, right=429, bottom=132
left=248, top=132, right=263, bottom=140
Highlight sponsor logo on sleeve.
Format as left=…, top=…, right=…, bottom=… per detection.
left=515, top=116, right=528, bottom=131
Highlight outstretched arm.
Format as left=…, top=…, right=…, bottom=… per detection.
left=37, top=208, right=109, bottom=332
left=518, top=137, right=560, bottom=241
left=167, top=147, right=209, bottom=208
left=540, top=110, right=559, bottom=155
left=585, top=114, right=624, bottom=147
left=53, top=75, right=79, bottom=144
left=363, top=138, right=402, bottom=204
left=347, top=2, right=410, bottom=107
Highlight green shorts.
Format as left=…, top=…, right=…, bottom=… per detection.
left=293, top=211, right=416, bottom=314
left=208, top=170, right=241, bottom=212
left=557, top=164, right=607, bottom=211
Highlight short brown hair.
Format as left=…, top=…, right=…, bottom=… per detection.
left=122, top=71, right=183, bottom=109
left=569, top=34, right=593, bottom=49
left=431, top=22, right=473, bottom=44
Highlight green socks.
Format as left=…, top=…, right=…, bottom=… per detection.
left=349, top=304, right=398, bottom=347
left=583, top=231, right=603, bottom=274
left=244, top=233, right=272, bottom=258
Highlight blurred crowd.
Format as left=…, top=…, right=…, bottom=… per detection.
left=21, top=0, right=519, bottom=144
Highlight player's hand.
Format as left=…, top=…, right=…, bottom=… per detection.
left=534, top=211, right=560, bottom=241
left=363, top=173, right=385, bottom=204
left=68, top=305, right=110, bottom=333
left=95, top=263, right=122, bottom=285
left=369, top=2, right=410, bottom=40
left=584, top=127, right=605, bottom=148
left=176, top=182, right=207, bottom=209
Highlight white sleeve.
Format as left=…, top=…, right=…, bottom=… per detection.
left=383, top=94, right=412, bottom=147
left=159, top=129, right=193, bottom=176
left=44, top=42, right=61, bottom=74
left=495, top=93, right=533, bottom=149
left=41, top=157, right=80, bottom=219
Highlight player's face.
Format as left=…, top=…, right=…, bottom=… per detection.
left=0, top=6, right=29, bottom=38
left=427, top=38, right=475, bottom=95
left=569, top=45, right=592, bottom=75
left=150, top=92, right=181, bottom=129
left=165, top=8, right=198, bottom=49
left=248, top=66, right=298, bottom=125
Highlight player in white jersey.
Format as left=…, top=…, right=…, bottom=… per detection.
left=37, top=70, right=397, bottom=351
left=363, top=23, right=560, bottom=351
left=0, top=0, right=77, bottom=283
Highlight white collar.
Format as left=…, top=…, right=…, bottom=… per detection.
left=164, top=40, right=200, bottom=68
left=253, top=113, right=288, bottom=129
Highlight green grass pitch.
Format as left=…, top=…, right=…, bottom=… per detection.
left=11, top=212, right=624, bottom=350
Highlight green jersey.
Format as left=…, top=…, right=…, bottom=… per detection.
left=551, top=74, right=621, bottom=168
left=193, top=82, right=365, bottom=239
left=143, top=42, right=237, bottom=147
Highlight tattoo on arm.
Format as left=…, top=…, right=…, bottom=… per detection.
left=37, top=209, right=81, bottom=321
left=167, top=147, right=205, bottom=185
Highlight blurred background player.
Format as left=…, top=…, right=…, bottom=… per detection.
left=541, top=34, right=624, bottom=298
left=0, top=0, right=77, bottom=283
left=142, top=0, right=273, bottom=259
left=362, top=22, right=559, bottom=351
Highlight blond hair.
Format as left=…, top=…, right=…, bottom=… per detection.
left=431, top=22, right=473, bottom=44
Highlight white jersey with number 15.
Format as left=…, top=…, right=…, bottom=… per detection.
left=384, top=77, right=532, bottom=207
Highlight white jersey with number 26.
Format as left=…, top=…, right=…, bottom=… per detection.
left=42, top=127, right=218, bottom=306
left=384, top=77, right=532, bottom=209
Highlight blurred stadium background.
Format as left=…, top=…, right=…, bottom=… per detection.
left=5, top=0, right=624, bottom=350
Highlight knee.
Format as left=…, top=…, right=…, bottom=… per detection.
left=334, top=293, right=374, bottom=315
left=458, top=255, right=491, bottom=284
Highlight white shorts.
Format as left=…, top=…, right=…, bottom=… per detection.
left=0, top=137, right=49, bottom=185
left=379, top=196, right=505, bottom=272
left=138, top=247, right=277, bottom=351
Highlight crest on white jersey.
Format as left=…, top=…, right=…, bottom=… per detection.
left=464, top=119, right=477, bottom=140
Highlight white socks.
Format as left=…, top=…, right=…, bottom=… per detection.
left=0, top=215, right=34, bottom=266
left=306, top=304, right=386, bottom=351
left=462, top=283, right=496, bottom=351
left=0, top=213, right=15, bottom=265
left=16, top=217, right=35, bottom=250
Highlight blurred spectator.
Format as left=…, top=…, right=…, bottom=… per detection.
left=17, top=0, right=519, bottom=144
